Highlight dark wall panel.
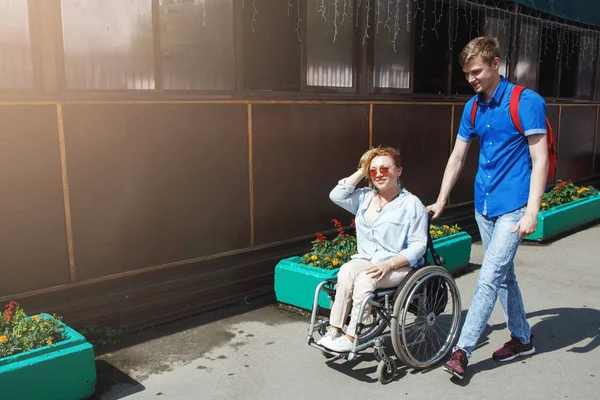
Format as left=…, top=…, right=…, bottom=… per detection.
left=372, top=104, right=452, bottom=206
left=596, top=107, right=600, bottom=176
left=556, top=106, right=596, bottom=181
left=63, top=104, right=250, bottom=280
left=0, top=105, right=70, bottom=296
left=252, top=104, right=369, bottom=245
left=452, top=104, right=479, bottom=204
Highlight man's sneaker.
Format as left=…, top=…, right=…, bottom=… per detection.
left=492, top=336, right=535, bottom=362
left=317, top=328, right=343, bottom=348
left=443, top=349, right=468, bottom=380
left=325, top=335, right=354, bottom=353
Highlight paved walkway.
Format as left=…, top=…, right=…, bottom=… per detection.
left=95, top=224, right=600, bottom=400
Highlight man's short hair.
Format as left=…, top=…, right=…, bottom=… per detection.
left=459, top=36, right=501, bottom=67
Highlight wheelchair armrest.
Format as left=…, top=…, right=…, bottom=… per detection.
left=325, top=277, right=338, bottom=285
left=322, top=278, right=337, bottom=297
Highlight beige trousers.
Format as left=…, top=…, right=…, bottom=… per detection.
left=329, top=258, right=410, bottom=337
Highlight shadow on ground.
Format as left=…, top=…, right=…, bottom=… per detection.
left=321, top=299, right=599, bottom=386
left=89, top=360, right=145, bottom=399
left=453, top=306, right=600, bottom=385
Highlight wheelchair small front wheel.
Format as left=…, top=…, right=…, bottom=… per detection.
left=376, top=358, right=396, bottom=384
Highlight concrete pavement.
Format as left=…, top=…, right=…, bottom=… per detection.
left=94, top=224, right=600, bottom=400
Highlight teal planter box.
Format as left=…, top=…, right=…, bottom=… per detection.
left=274, top=232, right=472, bottom=310
left=0, top=314, right=96, bottom=400
left=524, top=194, right=600, bottom=242
left=427, top=231, right=472, bottom=273
left=274, top=257, right=339, bottom=311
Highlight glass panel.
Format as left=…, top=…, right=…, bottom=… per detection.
left=515, top=21, right=540, bottom=91
left=451, top=2, right=481, bottom=95
left=0, top=0, right=33, bottom=89
left=414, top=1, right=449, bottom=94
left=372, top=0, right=412, bottom=89
left=484, top=9, right=511, bottom=78
left=243, top=0, right=301, bottom=91
left=160, top=0, right=234, bottom=90
left=575, top=33, right=596, bottom=99
left=62, top=0, right=155, bottom=90
left=306, top=0, right=354, bottom=88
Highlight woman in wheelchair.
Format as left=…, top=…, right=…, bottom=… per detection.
left=317, top=147, right=429, bottom=353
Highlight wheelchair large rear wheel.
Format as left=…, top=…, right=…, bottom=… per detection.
left=391, top=266, right=461, bottom=370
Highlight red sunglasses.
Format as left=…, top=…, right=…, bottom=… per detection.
left=368, top=166, right=390, bottom=178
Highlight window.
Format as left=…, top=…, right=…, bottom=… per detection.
left=306, top=0, right=355, bottom=88
left=451, top=3, right=483, bottom=95
left=483, top=8, right=511, bottom=78
left=372, top=0, right=412, bottom=90
left=243, top=0, right=301, bottom=91
left=575, top=32, right=596, bottom=99
left=61, top=0, right=155, bottom=90
left=537, top=26, right=559, bottom=97
left=515, top=19, right=540, bottom=90
left=559, top=29, right=580, bottom=98
left=0, top=0, right=33, bottom=89
left=160, top=0, right=235, bottom=90
left=413, top=1, right=449, bottom=94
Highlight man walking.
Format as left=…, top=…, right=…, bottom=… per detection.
left=427, top=36, right=549, bottom=380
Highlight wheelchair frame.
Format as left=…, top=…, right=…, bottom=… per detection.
left=306, top=213, right=462, bottom=384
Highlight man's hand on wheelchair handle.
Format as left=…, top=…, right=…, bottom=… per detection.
left=426, top=201, right=445, bottom=220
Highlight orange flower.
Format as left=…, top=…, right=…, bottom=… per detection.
left=0, top=335, right=8, bottom=344
left=32, top=315, right=40, bottom=321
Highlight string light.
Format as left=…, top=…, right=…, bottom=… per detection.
left=363, top=0, right=371, bottom=45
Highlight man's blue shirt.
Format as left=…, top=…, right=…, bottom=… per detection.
left=457, top=77, right=547, bottom=217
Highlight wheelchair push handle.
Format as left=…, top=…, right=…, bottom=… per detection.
left=426, top=211, right=445, bottom=266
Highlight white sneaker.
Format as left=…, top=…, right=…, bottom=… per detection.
left=325, top=335, right=354, bottom=353
left=317, top=328, right=343, bottom=347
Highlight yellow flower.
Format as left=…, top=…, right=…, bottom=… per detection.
left=429, top=230, right=436, bottom=235
left=0, top=335, right=7, bottom=344
left=450, top=228, right=456, bottom=234
left=337, top=252, right=343, bottom=257
left=541, top=202, right=546, bottom=207
left=311, top=255, right=318, bottom=261
left=332, top=258, right=339, bottom=266
left=436, top=230, right=443, bottom=235
left=32, top=315, right=40, bottom=321
left=46, top=338, right=53, bottom=346
left=44, top=322, right=51, bottom=328
left=443, top=225, right=449, bottom=229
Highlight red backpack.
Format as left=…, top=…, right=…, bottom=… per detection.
left=470, top=85, right=557, bottom=184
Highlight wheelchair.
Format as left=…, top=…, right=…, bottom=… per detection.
left=306, top=213, right=462, bottom=384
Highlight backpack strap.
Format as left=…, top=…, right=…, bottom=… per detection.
left=470, top=99, right=478, bottom=127
left=510, top=85, right=526, bottom=137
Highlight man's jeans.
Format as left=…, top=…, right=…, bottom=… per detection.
left=456, top=206, right=531, bottom=358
